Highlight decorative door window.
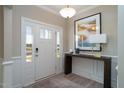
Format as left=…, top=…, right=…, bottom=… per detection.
left=40, top=29, right=51, bottom=39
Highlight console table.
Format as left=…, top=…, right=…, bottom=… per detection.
left=64, top=53, right=111, bottom=88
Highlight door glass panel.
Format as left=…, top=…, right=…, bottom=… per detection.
left=40, top=28, right=51, bottom=39
left=48, top=30, right=51, bottom=39
left=40, top=29, right=45, bottom=39
left=25, top=26, right=33, bottom=62
left=45, top=29, right=49, bottom=39
left=56, top=32, right=60, bottom=58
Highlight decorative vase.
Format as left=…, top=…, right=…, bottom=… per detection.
left=75, top=48, right=80, bottom=54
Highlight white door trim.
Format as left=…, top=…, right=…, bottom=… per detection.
left=21, top=17, right=63, bottom=31
left=4, top=6, right=13, bottom=61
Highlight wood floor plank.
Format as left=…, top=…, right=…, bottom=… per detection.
left=25, top=73, right=103, bottom=88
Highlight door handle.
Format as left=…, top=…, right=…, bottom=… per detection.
left=35, top=48, right=39, bottom=57
left=35, top=48, right=38, bottom=53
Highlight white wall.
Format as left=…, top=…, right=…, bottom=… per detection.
left=11, top=57, right=22, bottom=88
left=118, top=5, right=124, bottom=88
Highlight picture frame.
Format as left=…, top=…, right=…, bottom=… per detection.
left=74, top=13, right=101, bottom=51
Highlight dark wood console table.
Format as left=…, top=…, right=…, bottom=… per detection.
left=64, top=53, right=111, bottom=88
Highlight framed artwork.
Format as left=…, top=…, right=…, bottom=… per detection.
left=74, top=13, right=101, bottom=51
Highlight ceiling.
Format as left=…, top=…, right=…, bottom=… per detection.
left=37, top=5, right=99, bottom=17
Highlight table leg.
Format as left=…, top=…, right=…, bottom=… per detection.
left=64, top=55, right=72, bottom=75
left=104, top=59, right=111, bottom=88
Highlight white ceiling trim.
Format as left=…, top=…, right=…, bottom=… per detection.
left=37, top=5, right=60, bottom=16
left=37, top=5, right=100, bottom=18
left=76, top=5, right=100, bottom=16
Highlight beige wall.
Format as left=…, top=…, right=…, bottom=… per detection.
left=67, top=5, right=117, bottom=56
left=12, top=5, right=68, bottom=57
left=0, top=6, right=4, bottom=58
left=11, top=5, right=118, bottom=57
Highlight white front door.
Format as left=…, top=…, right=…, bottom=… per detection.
left=21, top=18, right=60, bottom=87
left=34, top=26, right=56, bottom=80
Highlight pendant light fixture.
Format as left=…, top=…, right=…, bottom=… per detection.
left=59, top=5, right=76, bottom=18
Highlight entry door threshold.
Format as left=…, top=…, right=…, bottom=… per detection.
left=35, top=73, right=56, bottom=82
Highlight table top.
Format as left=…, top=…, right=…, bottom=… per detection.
left=65, top=53, right=111, bottom=61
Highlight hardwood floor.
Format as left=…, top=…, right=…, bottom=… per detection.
left=26, top=73, right=103, bottom=88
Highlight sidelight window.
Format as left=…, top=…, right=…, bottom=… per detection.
left=25, top=26, right=33, bottom=62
